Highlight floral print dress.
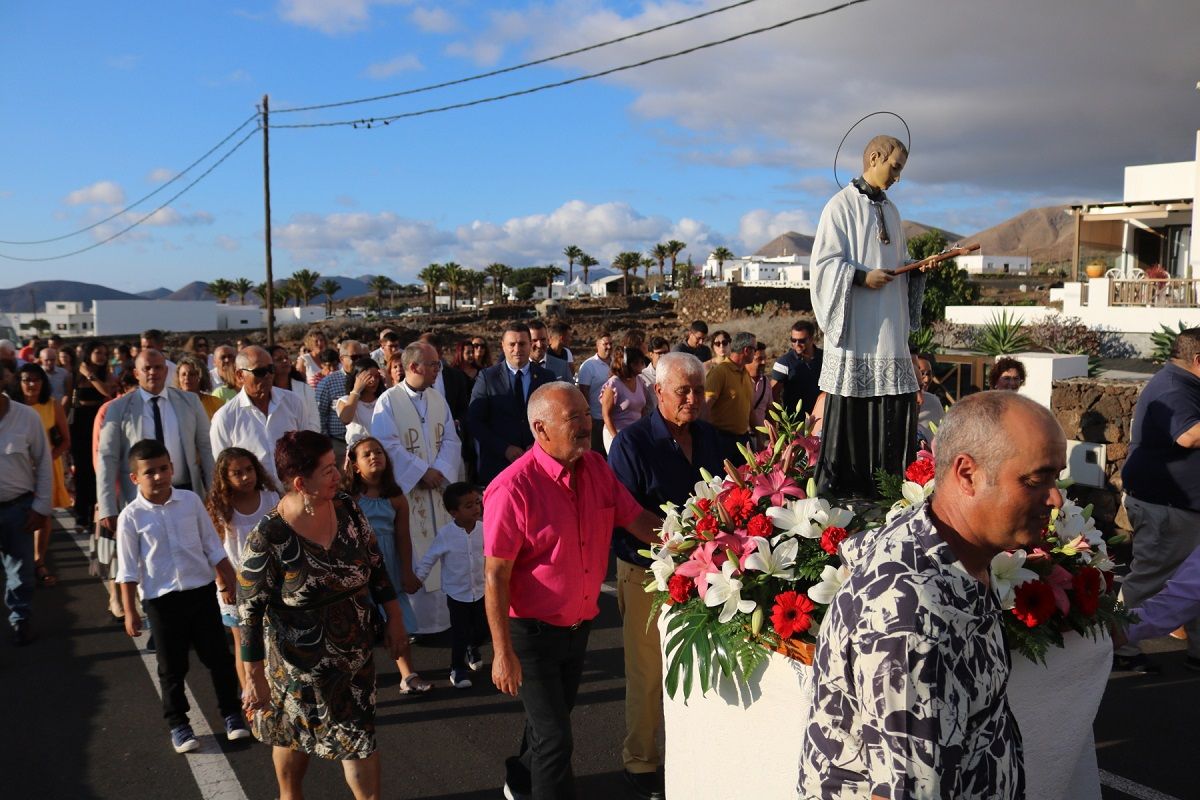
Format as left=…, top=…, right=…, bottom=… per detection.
left=238, top=493, right=396, bottom=760
left=799, top=503, right=1024, bottom=799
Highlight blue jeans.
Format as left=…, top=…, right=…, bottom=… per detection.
left=0, top=495, right=36, bottom=627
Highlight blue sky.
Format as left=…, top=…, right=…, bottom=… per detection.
left=1, top=0, right=1197, bottom=292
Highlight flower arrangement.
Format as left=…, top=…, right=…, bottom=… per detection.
left=876, top=454, right=1135, bottom=665
left=646, top=404, right=859, bottom=699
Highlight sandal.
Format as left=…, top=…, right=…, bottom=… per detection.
left=35, top=563, right=58, bottom=588
left=399, top=673, right=433, bottom=694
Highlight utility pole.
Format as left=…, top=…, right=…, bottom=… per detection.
left=262, top=94, right=275, bottom=347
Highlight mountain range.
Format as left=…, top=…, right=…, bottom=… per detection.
left=0, top=206, right=1075, bottom=311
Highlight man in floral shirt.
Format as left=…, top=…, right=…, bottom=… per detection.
left=800, top=392, right=1066, bottom=799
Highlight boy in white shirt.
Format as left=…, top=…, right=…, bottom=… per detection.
left=116, top=439, right=249, bottom=753
left=415, top=482, right=486, bottom=689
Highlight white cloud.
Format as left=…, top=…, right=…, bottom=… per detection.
left=410, top=6, right=457, bottom=34
left=364, top=53, right=424, bottom=79
left=65, top=181, right=125, bottom=207
left=272, top=199, right=726, bottom=279
left=277, top=0, right=409, bottom=35
left=215, top=235, right=241, bottom=252
left=146, top=168, right=176, bottom=183
left=736, top=209, right=815, bottom=254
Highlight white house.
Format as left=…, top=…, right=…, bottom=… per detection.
left=702, top=254, right=809, bottom=285
left=957, top=254, right=1032, bottom=276
left=2, top=299, right=326, bottom=338
left=1, top=301, right=96, bottom=336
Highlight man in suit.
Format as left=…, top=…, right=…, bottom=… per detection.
left=528, top=320, right=572, bottom=382
left=468, top=322, right=554, bottom=485
left=97, top=349, right=214, bottom=532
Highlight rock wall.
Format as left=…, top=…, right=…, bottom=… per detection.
left=1051, top=377, right=1146, bottom=532
left=675, top=286, right=812, bottom=324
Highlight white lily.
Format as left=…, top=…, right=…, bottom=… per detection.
left=766, top=497, right=854, bottom=538
left=704, top=560, right=756, bottom=623
left=807, top=564, right=850, bottom=605
left=1082, top=548, right=1117, bottom=573
left=1053, top=503, right=1102, bottom=547
left=648, top=544, right=678, bottom=592
left=742, top=536, right=798, bottom=579
left=692, top=472, right=726, bottom=502
left=659, top=504, right=685, bottom=537
left=990, top=550, right=1039, bottom=610
left=901, top=479, right=934, bottom=507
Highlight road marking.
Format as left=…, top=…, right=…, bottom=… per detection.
left=1099, top=770, right=1183, bottom=800
left=65, top=523, right=250, bottom=800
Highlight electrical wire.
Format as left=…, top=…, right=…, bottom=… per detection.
left=271, top=0, right=872, bottom=130
left=0, top=113, right=260, bottom=246
left=0, top=125, right=261, bottom=263
left=273, top=0, right=765, bottom=115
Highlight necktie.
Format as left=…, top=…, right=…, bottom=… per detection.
left=513, top=368, right=525, bottom=405
left=150, top=396, right=164, bottom=444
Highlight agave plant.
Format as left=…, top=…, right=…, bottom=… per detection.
left=976, top=311, right=1033, bottom=356
left=1150, top=320, right=1189, bottom=364
left=908, top=325, right=939, bottom=356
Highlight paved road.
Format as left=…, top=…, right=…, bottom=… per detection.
left=1, top=513, right=1193, bottom=799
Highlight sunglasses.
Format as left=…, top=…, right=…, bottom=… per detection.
left=791, top=337, right=810, bottom=344
left=239, top=365, right=275, bottom=378
left=712, top=339, right=730, bottom=346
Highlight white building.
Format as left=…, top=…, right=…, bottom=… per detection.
left=1, top=301, right=96, bottom=336
left=1, top=299, right=325, bottom=338
left=957, top=254, right=1032, bottom=276
left=701, top=254, right=810, bottom=286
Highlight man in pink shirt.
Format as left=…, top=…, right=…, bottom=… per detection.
left=484, top=382, right=660, bottom=800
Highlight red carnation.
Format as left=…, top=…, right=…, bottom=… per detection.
left=747, top=513, right=774, bottom=539
left=667, top=573, right=694, bottom=605
left=905, top=458, right=936, bottom=486
left=721, top=486, right=757, bottom=527
left=1012, top=580, right=1057, bottom=628
left=771, top=591, right=815, bottom=639
left=696, top=498, right=714, bottom=515
left=1072, top=567, right=1102, bottom=617
left=820, top=526, right=849, bottom=556
left=694, top=515, right=719, bottom=537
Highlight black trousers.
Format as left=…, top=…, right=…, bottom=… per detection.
left=447, top=596, right=488, bottom=673
left=506, top=618, right=591, bottom=800
left=815, top=393, right=918, bottom=499
left=142, top=582, right=241, bottom=729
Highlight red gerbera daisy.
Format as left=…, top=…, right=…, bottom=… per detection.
left=771, top=591, right=815, bottom=639
left=1012, top=580, right=1056, bottom=628
left=720, top=486, right=757, bottom=527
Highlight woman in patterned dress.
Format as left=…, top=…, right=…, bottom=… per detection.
left=239, top=430, right=409, bottom=800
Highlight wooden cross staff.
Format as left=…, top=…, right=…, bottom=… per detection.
left=886, top=243, right=980, bottom=276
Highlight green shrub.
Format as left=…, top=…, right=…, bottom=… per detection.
left=976, top=310, right=1032, bottom=356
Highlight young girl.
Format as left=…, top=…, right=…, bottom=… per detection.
left=205, top=447, right=280, bottom=689
left=342, top=436, right=433, bottom=694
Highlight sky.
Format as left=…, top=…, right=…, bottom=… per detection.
left=1, top=0, right=1198, bottom=293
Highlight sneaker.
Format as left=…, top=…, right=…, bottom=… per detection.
left=450, top=670, right=472, bottom=689
left=398, top=672, right=433, bottom=694
left=170, top=724, right=200, bottom=754
left=503, top=757, right=532, bottom=800
left=224, top=714, right=251, bottom=741
left=1112, top=653, right=1161, bottom=675
left=466, top=646, right=484, bottom=671
left=503, top=782, right=531, bottom=800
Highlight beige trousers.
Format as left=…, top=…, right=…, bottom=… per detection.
left=616, top=558, right=663, bottom=773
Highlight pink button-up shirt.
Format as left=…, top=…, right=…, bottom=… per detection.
left=484, top=443, right=642, bottom=627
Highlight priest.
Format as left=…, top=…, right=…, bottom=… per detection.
left=371, top=341, right=464, bottom=635
left=811, top=134, right=925, bottom=498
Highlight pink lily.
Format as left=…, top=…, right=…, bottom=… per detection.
left=675, top=541, right=726, bottom=599
left=792, top=436, right=822, bottom=469
left=750, top=466, right=805, bottom=507
left=1046, top=565, right=1074, bottom=615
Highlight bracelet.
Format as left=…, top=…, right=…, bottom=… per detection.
left=349, top=391, right=360, bottom=399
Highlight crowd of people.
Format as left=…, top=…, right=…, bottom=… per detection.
left=1, top=136, right=1196, bottom=800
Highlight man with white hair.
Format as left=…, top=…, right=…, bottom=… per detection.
left=607, top=352, right=724, bottom=800
left=802, top=391, right=1066, bottom=799
left=209, top=346, right=316, bottom=483
left=484, top=382, right=662, bottom=800
left=39, top=348, right=71, bottom=402
left=371, top=341, right=463, bottom=635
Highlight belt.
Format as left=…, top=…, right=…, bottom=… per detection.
left=0, top=492, right=33, bottom=509
left=514, top=617, right=590, bottom=632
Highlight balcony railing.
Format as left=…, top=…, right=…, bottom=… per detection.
left=1108, top=278, right=1200, bottom=308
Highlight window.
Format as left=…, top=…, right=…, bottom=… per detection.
left=56, top=323, right=67, bottom=330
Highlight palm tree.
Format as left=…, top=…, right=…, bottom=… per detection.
left=665, top=240, right=687, bottom=288
left=640, top=256, right=656, bottom=292
left=274, top=284, right=293, bottom=308
left=318, top=278, right=341, bottom=316
left=367, top=274, right=395, bottom=310
left=442, top=262, right=465, bottom=311
left=710, top=246, right=735, bottom=284
left=232, top=277, right=254, bottom=305
left=465, top=269, right=488, bottom=308
left=416, top=264, right=444, bottom=311
left=578, top=253, right=598, bottom=286
left=252, top=282, right=269, bottom=306
left=289, top=269, right=321, bottom=307
left=612, top=251, right=641, bottom=297
left=562, top=245, right=583, bottom=285
left=207, top=278, right=234, bottom=304
left=486, top=262, right=511, bottom=302
left=651, top=243, right=670, bottom=289
left=543, top=265, right=565, bottom=298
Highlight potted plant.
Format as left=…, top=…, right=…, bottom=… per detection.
left=1085, top=260, right=1107, bottom=279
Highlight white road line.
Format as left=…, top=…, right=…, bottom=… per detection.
left=1099, top=769, right=1183, bottom=800
left=65, top=523, right=250, bottom=800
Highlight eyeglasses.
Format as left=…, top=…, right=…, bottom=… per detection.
left=712, top=339, right=730, bottom=346
left=239, top=365, right=275, bottom=378
left=471, top=342, right=486, bottom=349
left=790, top=337, right=810, bottom=344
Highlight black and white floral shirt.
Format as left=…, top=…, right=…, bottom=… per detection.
left=799, top=503, right=1023, bottom=799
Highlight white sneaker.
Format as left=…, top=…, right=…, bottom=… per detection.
left=466, top=647, right=484, bottom=671
left=450, top=670, right=472, bottom=689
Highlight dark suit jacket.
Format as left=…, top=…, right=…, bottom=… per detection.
left=439, top=362, right=472, bottom=423
left=468, top=361, right=554, bottom=484
left=534, top=354, right=572, bottom=383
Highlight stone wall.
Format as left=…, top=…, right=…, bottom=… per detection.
left=1050, top=377, right=1146, bottom=532
left=675, top=286, right=812, bottom=323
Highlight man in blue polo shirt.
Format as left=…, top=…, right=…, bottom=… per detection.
left=1117, top=327, right=1200, bottom=673
left=608, top=352, right=724, bottom=800
left=770, top=319, right=823, bottom=416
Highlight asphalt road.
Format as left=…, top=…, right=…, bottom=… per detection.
left=0, top=513, right=1192, bottom=800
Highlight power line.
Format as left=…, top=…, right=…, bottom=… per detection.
left=0, top=113, right=260, bottom=246
left=271, top=0, right=872, bottom=130
left=273, top=0, right=766, bottom=115
left=0, top=125, right=261, bottom=263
